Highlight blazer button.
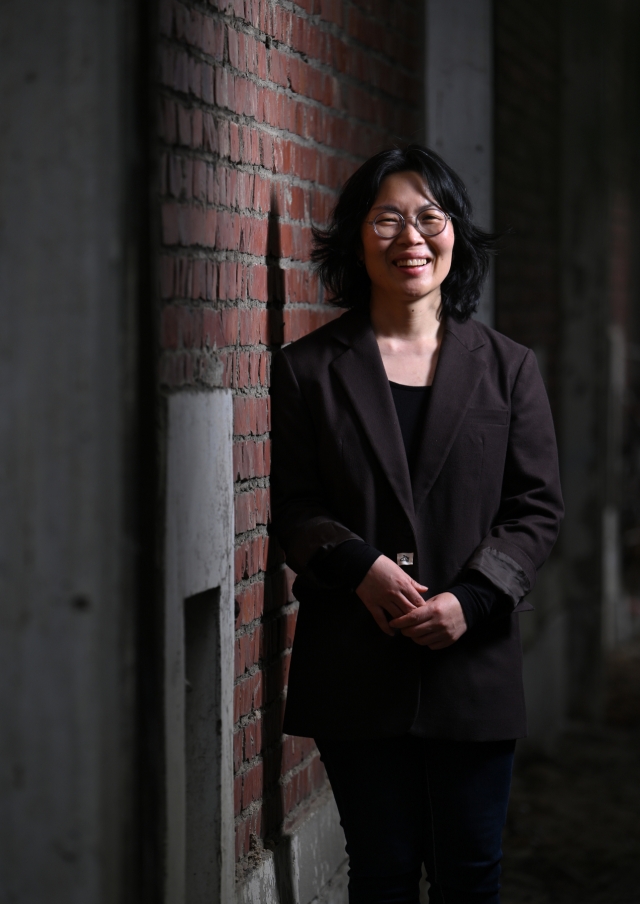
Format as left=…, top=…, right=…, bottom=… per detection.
left=397, top=553, right=414, bottom=566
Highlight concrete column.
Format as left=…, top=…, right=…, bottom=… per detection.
left=0, top=1, right=140, bottom=901
left=164, top=392, right=235, bottom=904
left=425, top=0, right=494, bottom=324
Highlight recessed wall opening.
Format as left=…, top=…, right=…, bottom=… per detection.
left=184, top=586, right=221, bottom=903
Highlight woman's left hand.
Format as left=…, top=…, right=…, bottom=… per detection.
left=388, top=592, right=467, bottom=650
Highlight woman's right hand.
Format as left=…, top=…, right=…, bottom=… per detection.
left=355, top=556, right=429, bottom=636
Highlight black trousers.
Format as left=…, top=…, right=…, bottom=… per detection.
left=315, top=735, right=515, bottom=904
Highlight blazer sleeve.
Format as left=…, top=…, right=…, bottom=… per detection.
left=270, top=348, right=363, bottom=575
left=468, top=349, right=564, bottom=604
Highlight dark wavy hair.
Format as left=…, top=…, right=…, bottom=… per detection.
left=311, top=144, right=496, bottom=323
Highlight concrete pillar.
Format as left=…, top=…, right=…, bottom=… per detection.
left=0, top=1, right=140, bottom=901
left=164, top=392, right=235, bottom=904
left=425, top=0, right=494, bottom=324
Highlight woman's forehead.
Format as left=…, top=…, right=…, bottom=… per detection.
left=373, top=171, right=435, bottom=205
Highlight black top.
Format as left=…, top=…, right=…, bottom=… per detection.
left=389, top=381, right=432, bottom=475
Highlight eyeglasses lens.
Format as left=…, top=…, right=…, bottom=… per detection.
left=373, top=210, right=446, bottom=238
left=372, top=214, right=403, bottom=237
left=416, top=210, right=446, bottom=235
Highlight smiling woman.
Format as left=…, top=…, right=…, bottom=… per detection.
left=270, top=145, right=564, bottom=904
left=361, top=171, right=456, bottom=387
left=312, top=145, right=494, bottom=322
left=362, top=173, right=455, bottom=313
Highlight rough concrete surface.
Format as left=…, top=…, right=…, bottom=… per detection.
left=310, top=859, right=349, bottom=904
left=501, top=641, right=640, bottom=903
left=236, top=791, right=347, bottom=904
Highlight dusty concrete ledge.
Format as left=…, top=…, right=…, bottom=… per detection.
left=236, top=851, right=278, bottom=904
left=236, top=791, right=348, bottom=904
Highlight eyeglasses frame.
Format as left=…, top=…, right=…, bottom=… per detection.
left=366, top=207, right=452, bottom=239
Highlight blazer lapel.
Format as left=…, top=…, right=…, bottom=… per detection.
left=330, top=314, right=415, bottom=522
left=412, top=319, right=487, bottom=511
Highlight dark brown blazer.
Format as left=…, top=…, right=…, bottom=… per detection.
left=270, top=309, right=563, bottom=741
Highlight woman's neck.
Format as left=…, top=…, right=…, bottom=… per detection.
left=370, top=293, right=444, bottom=387
left=369, top=292, right=442, bottom=342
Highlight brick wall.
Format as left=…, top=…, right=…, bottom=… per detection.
left=494, top=0, right=561, bottom=416
left=156, top=0, right=423, bottom=870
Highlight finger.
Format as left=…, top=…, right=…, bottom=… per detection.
left=411, top=626, right=452, bottom=646
left=380, top=599, right=405, bottom=620
left=386, top=592, right=418, bottom=615
left=410, top=578, right=429, bottom=592
left=389, top=608, right=435, bottom=629
left=401, top=586, right=429, bottom=609
left=400, top=624, right=440, bottom=641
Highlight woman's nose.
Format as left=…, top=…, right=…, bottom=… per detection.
left=398, top=220, right=426, bottom=243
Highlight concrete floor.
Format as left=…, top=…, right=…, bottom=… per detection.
left=501, top=641, right=640, bottom=903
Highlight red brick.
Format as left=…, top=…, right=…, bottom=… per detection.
left=234, top=351, right=269, bottom=388
left=233, top=437, right=270, bottom=479
left=235, top=534, right=268, bottom=581
left=239, top=308, right=269, bottom=345
left=233, top=670, right=263, bottom=722
left=233, top=396, right=270, bottom=436
left=234, top=487, right=270, bottom=534
left=235, top=581, right=265, bottom=627
left=233, top=730, right=243, bottom=772
left=235, top=626, right=262, bottom=676
left=201, top=17, right=225, bottom=60
left=243, top=718, right=263, bottom=762
left=248, top=265, right=268, bottom=302
left=202, top=307, right=238, bottom=348
left=242, top=761, right=264, bottom=809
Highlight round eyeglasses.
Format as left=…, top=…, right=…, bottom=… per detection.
left=366, top=208, right=451, bottom=239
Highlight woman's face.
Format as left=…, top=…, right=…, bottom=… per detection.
left=360, top=170, right=455, bottom=310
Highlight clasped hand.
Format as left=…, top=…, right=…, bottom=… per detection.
left=355, top=555, right=467, bottom=650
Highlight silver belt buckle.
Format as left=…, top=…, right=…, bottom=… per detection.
left=397, top=552, right=414, bottom=567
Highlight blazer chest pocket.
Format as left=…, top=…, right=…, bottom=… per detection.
left=464, top=407, right=509, bottom=426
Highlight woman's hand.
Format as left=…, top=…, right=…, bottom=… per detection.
left=389, top=592, right=467, bottom=649
left=355, top=555, right=429, bottom=636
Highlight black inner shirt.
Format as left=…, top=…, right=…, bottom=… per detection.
left=388, top=381, right=431, bottom=475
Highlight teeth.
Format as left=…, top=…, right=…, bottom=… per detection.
left=396, top=259, right=428, bottom=267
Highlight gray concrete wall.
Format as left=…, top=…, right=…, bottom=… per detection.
left=0, top=2, right=139, bottom=901
left=520, top=560, right=567, bottom=753
left=425, top=0, right=494, bottom=324
left=559, top=0, right=609, bottom=720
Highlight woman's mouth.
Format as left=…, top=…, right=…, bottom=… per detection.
left=394, top=258, right=430, bottom=268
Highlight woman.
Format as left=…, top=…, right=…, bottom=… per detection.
left=270, top=145, right=563, bottom=904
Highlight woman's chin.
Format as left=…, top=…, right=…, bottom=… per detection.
left=398, top=283, right=442, bottom=305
